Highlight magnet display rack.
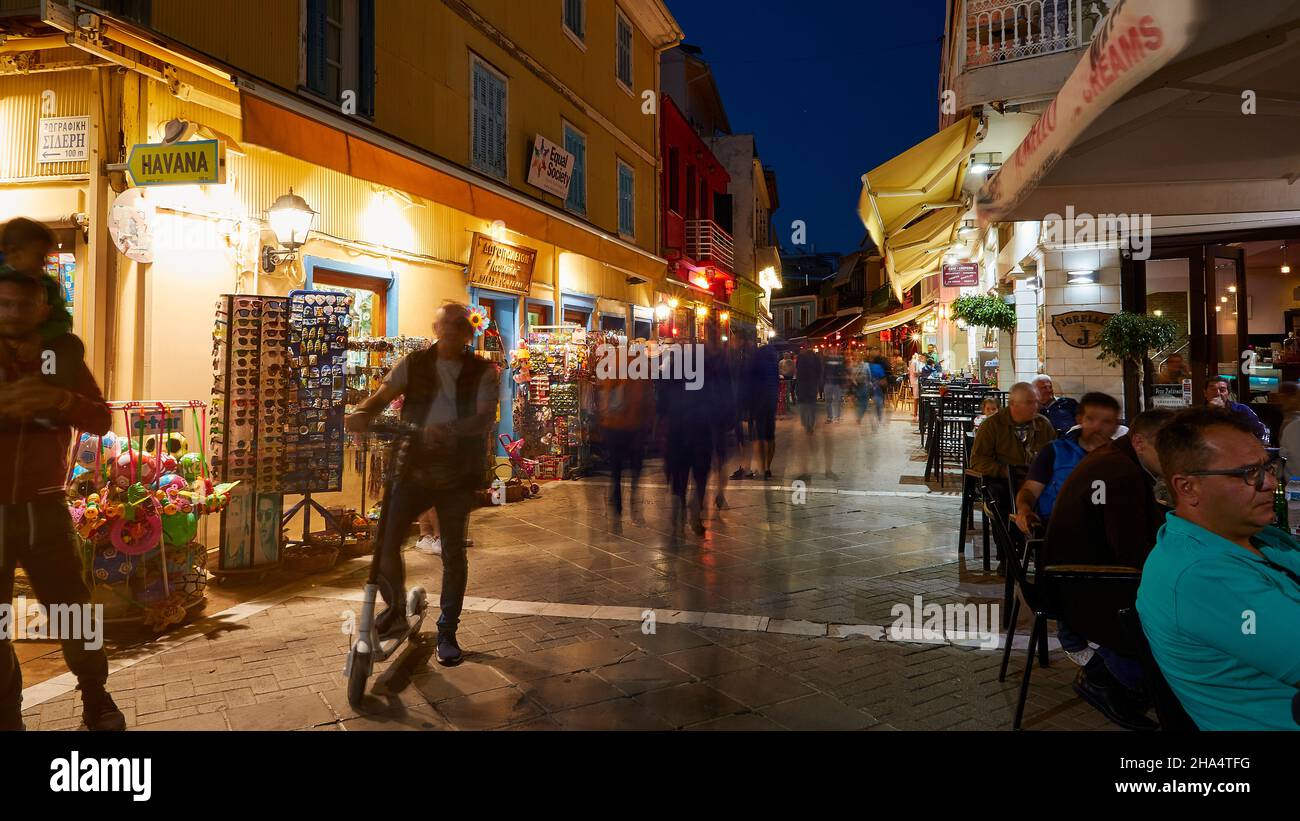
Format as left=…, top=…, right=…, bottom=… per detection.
left=279, top=289, right=353, bottom=550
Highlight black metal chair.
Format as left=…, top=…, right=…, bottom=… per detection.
left=988, top=490, right=1143, bottom=730
left=1118, top=608, right=1201, bottom=732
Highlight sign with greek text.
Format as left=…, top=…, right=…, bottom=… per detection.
left=467, top=232, right=538, bottom=294
left=37, top=116, right=89, bottom=163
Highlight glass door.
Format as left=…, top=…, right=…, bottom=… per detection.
left=1208, top=245, right=1248, bottom=401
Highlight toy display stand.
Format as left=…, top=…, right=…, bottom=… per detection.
left=68, top=400, right=227, bottom=633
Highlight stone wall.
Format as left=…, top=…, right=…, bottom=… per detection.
left=1040, top=248, right=1126, bottom=409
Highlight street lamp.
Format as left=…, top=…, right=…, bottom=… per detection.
left=654, top=302, right=671, bottom=322
left=261, top=188, right=317, bottom=273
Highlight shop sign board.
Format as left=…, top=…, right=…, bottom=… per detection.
left=127, top=139, right=225, bottom=186
left=941, top=261, right=979, bottom=287
left=526, top=134, right=574, bottom=198
left=1051, top=309, right=1113, bottom=349
left=37, top=116, right=90, bottom=163
left=1152, top=379, right=1193, bottom=409
left=467, top=232, right=538, bottom=294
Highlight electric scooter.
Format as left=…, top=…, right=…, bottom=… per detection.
left=345, top=420, right=428, bottom=707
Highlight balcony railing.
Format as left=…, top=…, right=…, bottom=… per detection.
left=961, top=0, right=1112, bottom=70
left=685, top=219, right=735, bottom=275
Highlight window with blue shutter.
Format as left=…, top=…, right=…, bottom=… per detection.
left=304, top=0, right=373, bottom=117
left=563, top=0, right=585, bottom=40
left=472, top=60, right=507, bottom=179
left=563, top=124, right=586, bottom=215
left=617, top=161, right=635, bottom=238
left=616, top=10, right=633, bottom=89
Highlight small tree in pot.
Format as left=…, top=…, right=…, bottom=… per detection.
left=953, top=294, right=1018, bottom=365
left=1096, top=311, right=1179, bottom=409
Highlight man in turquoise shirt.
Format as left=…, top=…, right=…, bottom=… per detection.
left=1138, top=407, right=1300, bottom=730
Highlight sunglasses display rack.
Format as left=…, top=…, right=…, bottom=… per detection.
left=510, top=325, right=607, bottom=479
left=209, top=294, right=290, bottom=577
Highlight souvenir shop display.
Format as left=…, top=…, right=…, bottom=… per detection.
left=284, top=289, right=352, bottom=494
left=67, top=401, right=230, bottom=633
left=510, top=325, right=610, bottom=479
left=210, top=294, right=288, bottom=577
left=344, top=334, right=431, bottom=536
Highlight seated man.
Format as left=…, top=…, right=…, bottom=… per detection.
left=1012, top=392, right=1121, bottom=535
left=1032, top=374, right=1079, bottom=436
left=1155, top=353, right=1191, bottom=385
left=1040, top=409, right=1176, bottom=730
left=970, top=382, right=1056, bottom=534
left=1138, top=407, right=1300, bottom=730
left=969, top=382, right=1056, bottom=482
left=1204, top=378, right=1269, bottom=442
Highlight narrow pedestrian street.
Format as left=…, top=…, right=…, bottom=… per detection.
left=21, top=409, right=1112, bottom=731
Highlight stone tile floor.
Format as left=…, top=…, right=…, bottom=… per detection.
left=18, top=410, right=1118, bottom=731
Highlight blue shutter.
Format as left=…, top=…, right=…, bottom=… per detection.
left=618, top=163, right=634, bottom=237
left=616, top=14, right=633, bottom=87
left=306, top=0, right=327, bottom=95
left=564, top=126, right=586, bottom=214
left=472, top=63, right=507, bottom=178
left=358, top=0, right=375, bottom=116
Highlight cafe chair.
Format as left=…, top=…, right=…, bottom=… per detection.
left=958, top=470, right=991, bottom=564
left=1118, top=608, right=1200, bottom=732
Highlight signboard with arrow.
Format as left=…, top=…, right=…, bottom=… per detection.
left=37, top=116, right=90, bottom=164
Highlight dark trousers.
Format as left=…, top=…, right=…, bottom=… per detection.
left=666, top=428, right=710, bottom=514
left=605, top=428, right=645, bottom=513
left=374, top=482, right=475, bottom=635
left=1, top=499, right=109, bottom=723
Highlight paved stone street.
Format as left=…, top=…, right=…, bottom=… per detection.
left=19, top=410, right=1116, bottom=731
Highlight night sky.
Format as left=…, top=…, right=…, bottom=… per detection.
left=664, top=0, right=947, bottom=257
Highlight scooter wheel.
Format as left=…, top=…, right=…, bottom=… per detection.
left=347, top=650, right=372, bottom=707
left=530, top=483, right=540, bottom=496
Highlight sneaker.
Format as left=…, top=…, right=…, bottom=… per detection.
left=715, top=493, right=726, bottom=510
left=729, top=468, right=747, bottom=480
left=79, top=685, right=126, bottom=732
left=436, top=632, right=463, bottom=666
left=415, top=536, right=442, bottom=555
left=1070, top=668, right=1156, bottom=731
left=691, top=516, right=706, bottom=536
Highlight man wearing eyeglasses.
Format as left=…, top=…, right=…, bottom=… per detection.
left=345, top=302, right=499, bottom=667
left=1137, top=407, right=1300, bottom=730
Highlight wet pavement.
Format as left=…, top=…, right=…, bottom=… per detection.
left=18, top=409, right=1117, bottom=731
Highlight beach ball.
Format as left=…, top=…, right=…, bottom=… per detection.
left=159, top=453, right=178, bottom=475
left=75, top=434, right=101, bottom=470
left=111, top=451, right=158, bottom=489
left=177, top=567, right=207, bottom=598
left=145, top=432, right=188, bottom=457
left=178, top=453, right=205, bottom=481
left=157, top=473, right=187, bottom=493
left=91, top=546, right=134, bottom=585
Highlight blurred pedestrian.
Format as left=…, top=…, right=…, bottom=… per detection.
left=597, top=347, right=653, bottom=524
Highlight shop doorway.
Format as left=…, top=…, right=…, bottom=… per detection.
left=470, top=290, right=517, bottom=457
left=304, top=258, right=394, bottom=338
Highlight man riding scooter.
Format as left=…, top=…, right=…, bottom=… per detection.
left=344, top=302, right=499, bottom=666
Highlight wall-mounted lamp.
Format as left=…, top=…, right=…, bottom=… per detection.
left=1066, top=269, right=1097, bottom=285
left=719, top=311, right=730, bottom=322
left=669, top=298, right=680, bottom=309
left=1282, top=242, right=1291, bottom=274
left=654, top=302, right=672, bottom=322
left=261, top=188, right=317, bottom=273
left=958, top=220, right=979, bottom=237
left=696, top=306, right=709, bottom=318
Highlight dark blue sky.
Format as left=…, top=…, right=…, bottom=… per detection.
left=664, top=0, right=947, bottom=256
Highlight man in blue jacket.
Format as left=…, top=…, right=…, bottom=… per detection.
left=1032, top=374, right=1079, bottom=436
left=1204, top=378, right=1269, bottom=442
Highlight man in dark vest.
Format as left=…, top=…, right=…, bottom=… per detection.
left=346, top=302, right=500, bottom=666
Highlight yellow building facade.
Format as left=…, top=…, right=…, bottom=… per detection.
left=0, top=0, right=682, bottom=405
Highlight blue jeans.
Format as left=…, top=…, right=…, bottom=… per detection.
left=1057, top=620, right=1145, bottom=693
left=856, top=384, right=884, bottom=422
left=826, top=383, right=843, bottom=421
left=375, top=481, right=475, bottom=635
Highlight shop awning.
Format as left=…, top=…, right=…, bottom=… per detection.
left=977, top=0, right=1300, bottom=222
left=808, top=311, right=864, bottom=341
left=236, top=79, right=669, bottom=281
left=858, top=116, right=980, bottom=300
left=856, top=299, right=938, bottom=337
left=884, top=208, right=962, bottom=300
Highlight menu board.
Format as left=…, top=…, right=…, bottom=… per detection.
left=284, top=290, right=352, bottom=493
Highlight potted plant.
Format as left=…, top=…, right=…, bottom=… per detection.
left=953, top=293, right=1018, bottom=354
left=1096, top=311, right=1179, bottom=408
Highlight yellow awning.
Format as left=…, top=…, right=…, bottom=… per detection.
left=856, top=298, right=938, bottom=337
left=884, top=208, right=961, bottom=299
left=858, top=115, right=980, bottom=250
left=858, top=115, right=980, bottom=301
